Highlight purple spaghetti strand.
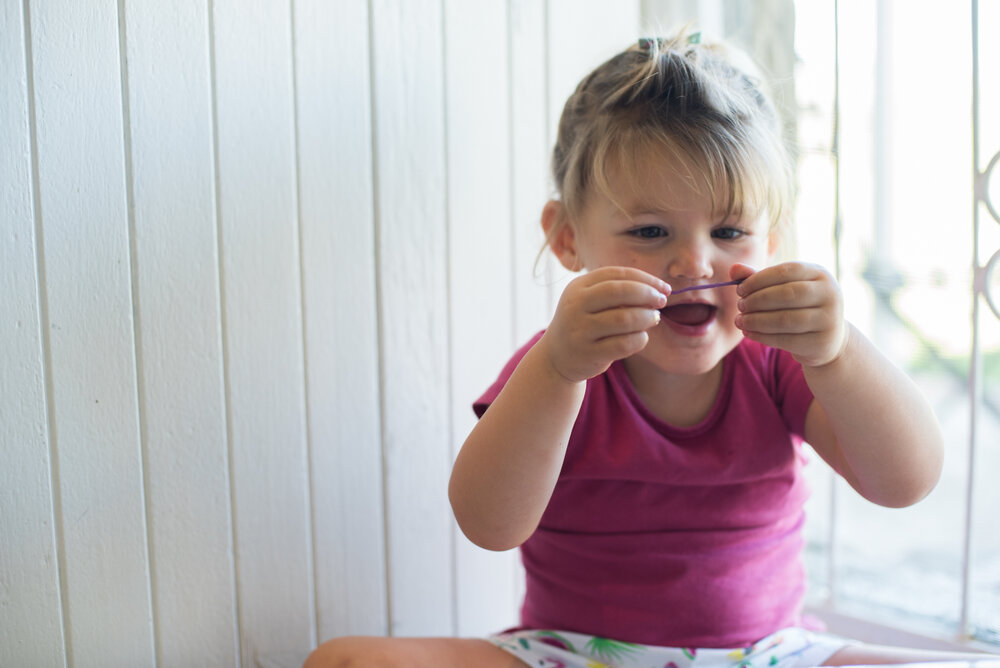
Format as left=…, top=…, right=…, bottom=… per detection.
left=670, top=278, right=745, bottom=294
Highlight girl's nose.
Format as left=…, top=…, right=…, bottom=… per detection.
left=668, top=242, right=714, bottom=279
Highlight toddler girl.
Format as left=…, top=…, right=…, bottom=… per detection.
left=306, top=32, right=990, bottom=668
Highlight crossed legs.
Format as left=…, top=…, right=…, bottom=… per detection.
left=301, top=636, right=525, bottom=668
left=302, top=634, right=996, bottom=668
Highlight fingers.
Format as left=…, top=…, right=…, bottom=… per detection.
left=581, top=279, right=668, bottom=314
left=565, top=275, right=664, bottom=341
left=729, top=262, right=758, bottom=283
left=563, top=268, right=667, bottom=334
left=588, top=302, right=662, bottom=340
left=736, top=263, right=838, bottom=321
left=736, top=307, right=836, bottom=338
left=592, top=330, right=651, bottom=360
left=545, top=267, right=669, bottom=381
left=581, top=266, right=672, bottom=300
left=736, top=262, right=824, bottom=298
left=735, top=262, right=846, bottom=367
left=736, top=285, right=837, bottom=334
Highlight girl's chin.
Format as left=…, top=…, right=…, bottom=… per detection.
left=631, top=349, right=722, bottom=377
left=638, top=329, right=742, bottom=373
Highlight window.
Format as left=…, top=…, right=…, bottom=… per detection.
left=794, top=0, right=1000, bottom=647
left=641, top=0, right=997, bottom=645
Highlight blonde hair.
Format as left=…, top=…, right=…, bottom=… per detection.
left=548, top=31, right=793, bottom=244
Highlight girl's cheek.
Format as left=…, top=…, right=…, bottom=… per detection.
left=731, top=249, right=766, bottom=271
left=736, top=242, right=764, bottom=259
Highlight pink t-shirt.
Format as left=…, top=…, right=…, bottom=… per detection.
left=474, top=332, right=816, bottom=648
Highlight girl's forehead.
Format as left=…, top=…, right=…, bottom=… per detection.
left=599, top=149, right=761, bottom=222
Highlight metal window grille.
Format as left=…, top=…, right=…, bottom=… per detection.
left=642, top=0, right=998, bottom=646
left=805, top=0, right=1000, bottom=647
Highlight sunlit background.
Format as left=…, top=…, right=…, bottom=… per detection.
left=640, top=0, right=999, bottom=646
left=788, top=0, right=999, bottom=645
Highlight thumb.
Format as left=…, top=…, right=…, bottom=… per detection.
left=729, top=263, right=757, bottom=282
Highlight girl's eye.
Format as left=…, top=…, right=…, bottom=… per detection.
left=712, top=227, right=746, bottom=240
left=631, top=226, right=667, bottom=239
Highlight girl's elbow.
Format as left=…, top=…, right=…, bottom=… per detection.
left=451, top=502, right=525, bottom=551
left=872, top=485, right=934, bottom=509
left=455, top=521, right=523, bottom=552
left=879, top=435, right=945, bottom=508
left=449, top=485, right=526, bottom=552
left=869, top=466, right=942, bottom=509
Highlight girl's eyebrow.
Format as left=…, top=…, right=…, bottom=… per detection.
left=622, top=205, right=685, bottom=219
left=616, top=200, right=664, bottom=216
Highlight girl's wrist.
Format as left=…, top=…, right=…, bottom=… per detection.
left=801, top=323, right=853, bottom=372
left=535, top=333, right=588, bottom=388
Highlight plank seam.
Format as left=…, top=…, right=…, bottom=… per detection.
left=367, top=0, right=394, bottom=638
left=23, top=0, right=71, bottom=663
left=206, top=1, right=245, bottom=663
left=439, top=0, right=458, bottom=637
left=115, top=0, right=159, bottom=663
left=287, top=0, right=321, bottom=650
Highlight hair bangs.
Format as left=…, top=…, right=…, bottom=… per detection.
left=590, top=119, right=784, bottom=229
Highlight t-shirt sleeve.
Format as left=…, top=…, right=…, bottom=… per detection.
left=769, top=346, right=814, bottom=438
left=473, top=331, right=545, bottom=418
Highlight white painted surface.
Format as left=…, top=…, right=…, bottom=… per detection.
left=28, top=0, right=155, bottom=665
left=510, top=0, right=557, bottom=344
left=370, top=0, right=456, bottom=637
left=0, top=1, right=634, bottom=665
left=212, top=0, right=314, bottom=661
left=0, top=1, right=64, bottom=665
left=444, top=0, right=520, bottom=639
left=547, top=0, right=641, bottom=162
left=123, top=1, right=239, bottom=666
left=293, top=0, right=388, bottom=643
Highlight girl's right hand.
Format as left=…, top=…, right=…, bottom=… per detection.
left=540, top=266, right=670, bottom=383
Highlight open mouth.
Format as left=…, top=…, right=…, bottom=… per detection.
left=660, top=303, right=716, bottom=327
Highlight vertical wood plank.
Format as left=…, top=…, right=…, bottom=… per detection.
left=503, top=0, right=555, bottom=613
left=293, top=0, right=389, bottom=642
left=543, top=1, right=641, bottom=300
left=0, top=1, right=65, bottom=665
left=212, top=0, right=314, bottom=659
left=27, top=0, right=155, bottom=664
left=510, top=0, right=555, bottom=344
left=547, top=1, right=641, bottom=160
left=371, top=0, right=454, bottom=637
left=122, top=1, right=239, bottom=665
left=444, top=0, right=521, bottom=638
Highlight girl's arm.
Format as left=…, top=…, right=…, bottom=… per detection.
left=449, top=340, right=584, bottom=551
left=800, top=325, right=943, bottom=507
left=449, top=266, right=668, bottom=551
left=734, top=262, right=943, bottom=507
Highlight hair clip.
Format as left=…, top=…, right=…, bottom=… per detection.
left=638, top=32, right=701, bottom=52
left=638, top=37, right=663, bottom=51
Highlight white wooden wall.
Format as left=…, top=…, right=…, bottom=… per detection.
left=0, top=1, right=641, bottom=666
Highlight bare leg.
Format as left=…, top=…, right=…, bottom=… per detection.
left=824, top=642, right=997, bottom=666
left=302, top=635, right=527, bottom=668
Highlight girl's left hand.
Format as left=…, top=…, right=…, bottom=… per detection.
left=732, top=262, right=848, bottom=368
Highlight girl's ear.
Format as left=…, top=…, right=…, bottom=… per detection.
left=767, top=222, right=785, bottom=258
left=541, top=200, right=583, bottom=272
left=768, top=229, right=779, bottom=256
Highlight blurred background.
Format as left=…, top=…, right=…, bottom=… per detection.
left=2, top=0, right=997, bottom=666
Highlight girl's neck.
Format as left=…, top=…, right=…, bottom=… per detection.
left=621, top=356, right=725, bottom=428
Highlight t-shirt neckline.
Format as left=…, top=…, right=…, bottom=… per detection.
left=606, top=347, right=737, bottom=439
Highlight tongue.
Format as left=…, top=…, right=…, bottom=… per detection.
left=662, top=303, right=714, bottom=325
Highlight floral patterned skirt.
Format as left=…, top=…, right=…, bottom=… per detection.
left=488, top=626, right=851, bottom=668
